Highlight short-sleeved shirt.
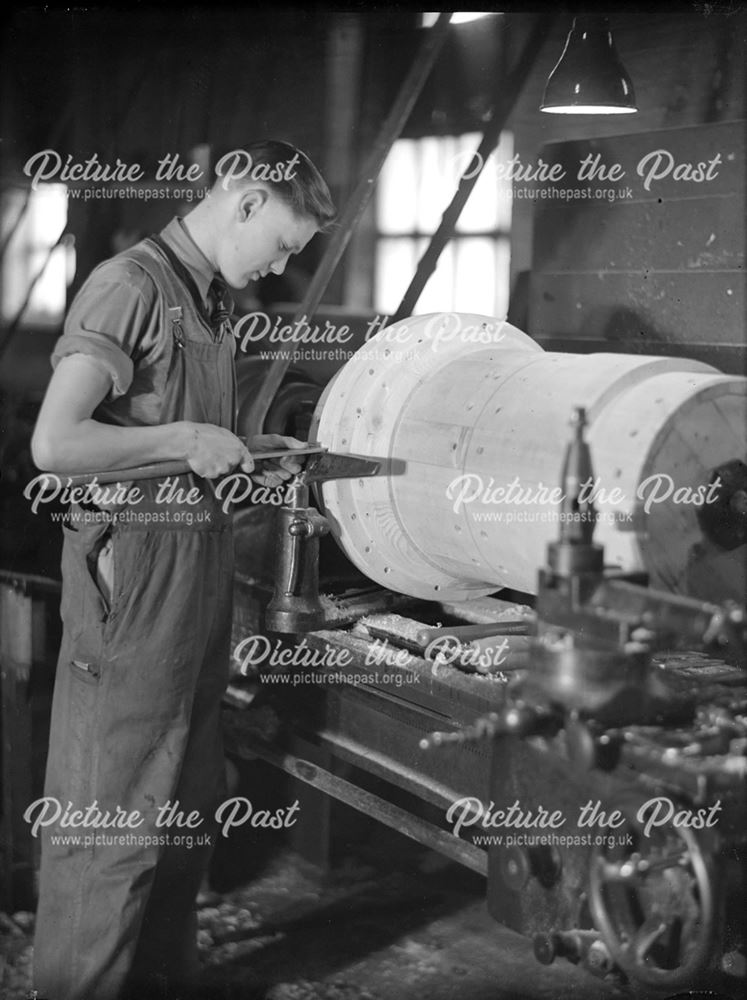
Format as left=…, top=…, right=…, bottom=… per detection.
left=51, top=217, right=223, bottom=429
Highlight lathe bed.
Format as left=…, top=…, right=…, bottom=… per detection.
left=222, top=589, right=747, bottom=996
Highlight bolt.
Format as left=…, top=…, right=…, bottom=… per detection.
left=587, top=940, right=613, bottom=974
left=722, top=950, right=747, bottom=977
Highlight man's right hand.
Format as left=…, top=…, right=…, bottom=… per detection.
left=183, top=423, right=254, bottom=478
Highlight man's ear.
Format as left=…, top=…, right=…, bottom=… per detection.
left=237, top=187, right=270, bottom=222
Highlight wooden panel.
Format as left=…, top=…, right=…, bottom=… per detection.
left=533, top=194, right=744, bottom=274
left=533, top=122, right=743, bottom=203
left=532, top=337, right=746, bottom=377
left=530, top=272, right=744, bottom=345
left=529, top=122, right=746, bottom=355
left=510, top=10, right=746, bottom=308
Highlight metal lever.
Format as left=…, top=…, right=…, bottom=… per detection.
left=419, top=704, right=555, bottom=750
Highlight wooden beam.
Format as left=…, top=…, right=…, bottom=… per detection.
left=243, top=11, right=454, bottom=437
left=392, top=13, right=556, bottom=324
left=0, top=581, right=39, bottom=910
left=230, top=735, right=488, bottom=876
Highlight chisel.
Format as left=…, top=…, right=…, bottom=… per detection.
left=58, top=445, right=327, bottom=489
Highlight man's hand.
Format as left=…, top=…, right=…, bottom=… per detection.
left=248, top=434, right=307, bottom=487
left=185, top=424, right=255, bottom=478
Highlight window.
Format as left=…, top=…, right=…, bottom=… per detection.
left=1, top=184, right=71, bottom=327
left=375, top=132, right=513, bottom=318
left=421, top=13, right=497, bottom=27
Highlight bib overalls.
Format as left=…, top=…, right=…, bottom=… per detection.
left=34, top=234, right=237, bottom=1000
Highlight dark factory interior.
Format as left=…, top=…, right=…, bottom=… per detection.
left=1, top=5, right=746, bottom=1000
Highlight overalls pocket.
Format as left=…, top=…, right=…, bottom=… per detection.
left=92, top=531, right=115, bottom=613
left=60, top=515, right=114, bottom=666
left=69, top=657, right=101, bottom=686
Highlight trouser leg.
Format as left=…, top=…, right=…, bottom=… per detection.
left=33, top=526, right=232, bottom=1000
left=126, top=543, right=233, bottom=997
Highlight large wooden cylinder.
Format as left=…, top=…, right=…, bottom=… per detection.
left=311, top=314, right=747, bottom=603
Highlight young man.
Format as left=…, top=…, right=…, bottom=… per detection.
left=30, top=140, right=336, bottom=1000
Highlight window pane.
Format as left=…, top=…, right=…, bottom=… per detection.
left=375, top=238, right=417, bottom=315
left=1, top=184, right=68, bottom=326
left=415, top=238, right=455, bottom=314
left=458, top=130, right=513, bottom=233
left=377, top=141, right=418, bottom=234
left=493, top=237, right=511, bottom=318
left=30, top=246, right=69, bottom=322
left=452, top=239, right=495, bottom=314
left=417, top=135, right=459, bottom=234
left=493, top=131, right=514, bottom=232
left=29, top=183, right=67, bottom=242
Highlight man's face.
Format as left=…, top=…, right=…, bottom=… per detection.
left=221, top=189, right=318, bottom=289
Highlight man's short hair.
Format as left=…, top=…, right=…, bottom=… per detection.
left=215, top=139, right=336, bottom=232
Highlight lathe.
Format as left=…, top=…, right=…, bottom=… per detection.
left=222, top=313, right=747, bottom=996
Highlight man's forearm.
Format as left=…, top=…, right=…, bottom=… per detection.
left=32, top=417, right=196, bottom=475
left=32, top=354, right=252, bottom=479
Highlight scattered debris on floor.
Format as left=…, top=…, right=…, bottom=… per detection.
left=2, top=835, right=625, bottom=1000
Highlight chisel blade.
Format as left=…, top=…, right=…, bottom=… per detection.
left=303, top=451, right=381, bottom=483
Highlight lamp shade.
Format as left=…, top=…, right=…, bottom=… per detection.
left=541, top=16, right=637, bottom=114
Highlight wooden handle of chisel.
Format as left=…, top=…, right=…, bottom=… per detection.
left=62, top=460, right=192, bottom=487
left=60, top=446, right=325, bottom=489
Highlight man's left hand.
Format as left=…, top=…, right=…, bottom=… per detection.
left=248, top=434, right=308, bottom=487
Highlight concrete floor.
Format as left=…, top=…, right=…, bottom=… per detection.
left=194, top=813, right=625, bottom=1000
left=2, top=832, right=625, bottom=1000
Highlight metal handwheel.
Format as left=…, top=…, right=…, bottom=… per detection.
left=588, top=810, right=715, bottom=990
